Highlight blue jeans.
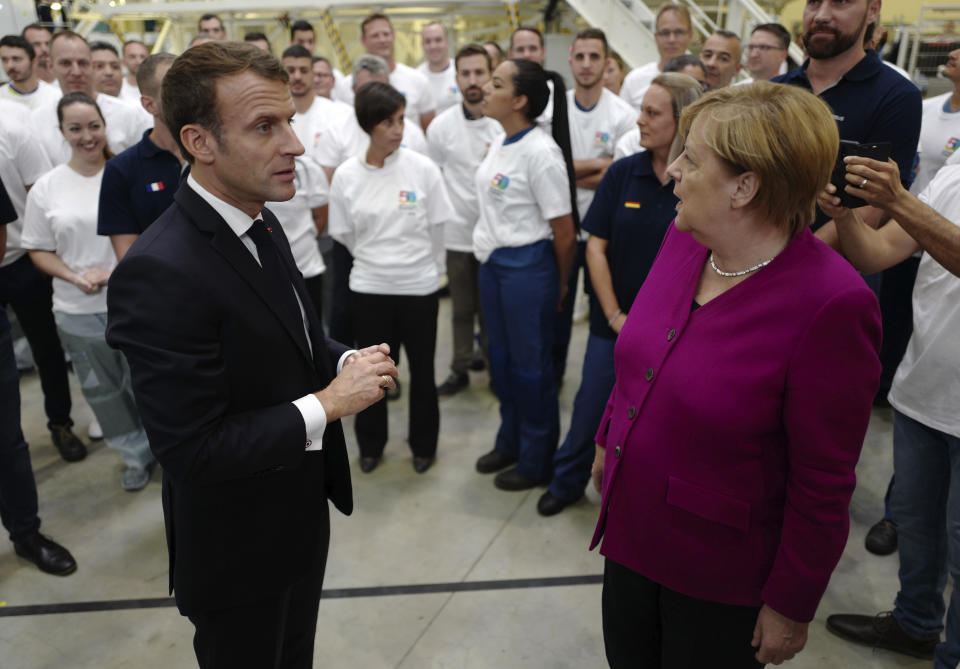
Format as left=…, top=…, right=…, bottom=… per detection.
left=549, top=333, right=616, bottom=502
left=0, top=306, right=41, bottom=542
left=891, top=410, right=960, bottom=669
left=552, top=239, right=586, bottom=384
left=479, top=241, right=559, bottom=481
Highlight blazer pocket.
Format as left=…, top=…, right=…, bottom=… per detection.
left=666, top=476, right=751, bottom=533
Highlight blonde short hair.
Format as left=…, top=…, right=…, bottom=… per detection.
left=650, top=72, right=703, bottom=165
left=678, top=81, right=839, bottom=236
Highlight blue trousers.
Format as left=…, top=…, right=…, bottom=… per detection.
left=549, top=333, right=616, bottom=502
left=891, top=410, right=960, bottom=669
left=479, top=241, right=559, bottom=481
left=0, top=306, right=41, bottom=542
left=552, top=240, right=586, bottom=384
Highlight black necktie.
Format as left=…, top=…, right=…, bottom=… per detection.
left=246, top=219, right=307, bottom=347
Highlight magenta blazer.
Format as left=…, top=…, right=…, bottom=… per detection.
left=590, top=223, right=881, bottom=623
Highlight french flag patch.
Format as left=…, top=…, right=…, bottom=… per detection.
left=146, top=182, right=165, bottom=192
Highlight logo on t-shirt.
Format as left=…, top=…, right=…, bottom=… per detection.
left=491, top=173, right=510, bottom=190
left=945, top=137, right=960, bottom=153
left=399, top=190, right=418, bottom=208
left=594, top=131, right=611, bottom=146
left=313, top=131, right=323, bottom=148
left=448, top=86, right=459, bottom=96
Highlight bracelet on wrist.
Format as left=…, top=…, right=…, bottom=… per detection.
left=607, top=309, right=623, bottom=327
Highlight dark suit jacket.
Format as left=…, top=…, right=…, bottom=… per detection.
left=106, top=184, right=352, bottom=615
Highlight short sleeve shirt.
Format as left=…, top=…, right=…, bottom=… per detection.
left=774, top=50, right=922, bottom=228
left=417, top=61, right=461, bottom=114
left=97, top=130, right=182, bottom=236
left=581, top=151, right=678, bottom=338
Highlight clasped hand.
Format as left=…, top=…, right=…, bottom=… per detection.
left=315, top=343, right=398, bottom=422
left=73, top=268, right=112, bottom=294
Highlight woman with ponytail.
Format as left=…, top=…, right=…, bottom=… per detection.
left=472, top=58, right=577, bottom=491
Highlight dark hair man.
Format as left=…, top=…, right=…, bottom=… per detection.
left=745, top=23, right=790, bottom=81
left=90, top=41, right=123, bottom=97
left=243, top=32, right=271, bottom=53
left=290, top=19, right=315, bottom=53
left=198, top=13, right=226, bottom=41
left=699, top=29, right=742, bottom=89
left=0, top=34, right=60, bottom=110
left=97, top=52, right=182, bottom=261
left=105, top=41, right=397, bottom=667
left=343, top=12, right=435, bottom=131
left=428, top=43, right=500, bottom=397
left=21, top=24, right=55, bottom=84
left=419, top=21, right=459, bottom=113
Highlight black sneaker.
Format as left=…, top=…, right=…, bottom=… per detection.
left=50, top=424, right=87, bottom=462
left=437, top=372, right=468, bottom=396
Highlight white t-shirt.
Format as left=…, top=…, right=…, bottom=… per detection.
left=426, top=104, right=503, bottom=252
left=33, top=92, right=151, bottom=166
left=613, top=127, right=644, bottom=160
left=888, top=164, right=960, bottom=438
left=267, top=155, right=329, bottom=279
left=328, top=148, right=455, bottom=295
left=620, top=61, right=661, bottom=111
left=293, top=95, right=354, bottom=165
left=322, top=112, right=430, bottom=169
left=536, top=79, right=555, bottom=136
left=334, top=62, right=436, bottom=125
left=911, top=93, right=960, bottom=196
left=0, top=100, right=54, bottom=266
left=0, top=79, right=61, bottom=111
left=417, top=61, right=460, bottom=114
left=119, top=78, right=141, bottom=105
left=21, top=164, right=115, bottom=315
left=566, top=88, right=638, bottom=218
left=473, top=126, right=573, bottom=263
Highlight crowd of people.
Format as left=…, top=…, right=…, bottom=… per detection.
left=1, top=2, right=959, bottom=667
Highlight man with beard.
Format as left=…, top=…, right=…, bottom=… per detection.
left=0, top=35, right=60, bottom=110
left=427, top=44, right=503, bottom=396
left=21, top=24, right=56, bottom=86
left=774, top=0, right=921, bottom=241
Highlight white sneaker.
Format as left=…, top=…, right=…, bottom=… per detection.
left=88, top=419, right=103, bottom=440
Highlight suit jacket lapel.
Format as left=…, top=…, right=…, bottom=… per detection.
left=175, top=187, right=314, bottom=366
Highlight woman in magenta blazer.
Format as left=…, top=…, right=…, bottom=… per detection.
left=590, top=82, right=882, bottom=668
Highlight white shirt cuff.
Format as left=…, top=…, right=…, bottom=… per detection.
left=338, top=349, right=357, bottom=374
left=293, top=394, right=327, bottom=451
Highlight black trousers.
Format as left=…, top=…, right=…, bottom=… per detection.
left=352, top=291, right=438, bottom=458
left=602, top=558, right=764, bottom=669
left=0, top=255, right=72, bottom=429
left=328, top=241, right=354, bottom=347
left=877, top=255, right=920, bottom=398
left=188, top=505, right=330, bottom=669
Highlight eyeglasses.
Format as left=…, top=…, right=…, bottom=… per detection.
left=746, top=44, right=786, bottom=52
left=655, top=29, right=689, bottom=39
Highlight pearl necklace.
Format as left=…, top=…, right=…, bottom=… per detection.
left=709, top=253, right=774, bottom=278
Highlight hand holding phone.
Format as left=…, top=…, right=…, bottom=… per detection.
left=829, top=140, right=892, bottom=209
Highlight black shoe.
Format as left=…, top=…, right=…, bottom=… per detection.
left=50, top=423, right=87, bottom=462
left=385, top=379, right=401, bottom=401
left=537, top=491, right=582, bottom=516
left=826, top=611, right=938, bottom=660
left=494, top=466, right=547, bottom=491
left=413, top=456, right=435, bottom=473
left=437, top=372, right=468, bottom=396
left=13, top=533, right=77, bottom=576
left=475, top=448, right=517, bottom=474
left=865, top=518, right=898, bottom=555
left=469, top=356, right=486, bottom=372
left=359, top=456, right=380, bottom=473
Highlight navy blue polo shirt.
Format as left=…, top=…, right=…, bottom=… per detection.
left=582, top=150, right=678, bottom=339
left=97, top=129, right=182, bottom=236
left=774, top=50, right=921, bottom=228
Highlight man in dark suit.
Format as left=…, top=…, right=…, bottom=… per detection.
left=105, top=42, right=397, bottom=668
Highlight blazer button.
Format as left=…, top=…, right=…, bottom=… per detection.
left=645, top=368, right=654, bottom=382
left=614, top=445, right=622, bottom=457
left=627, top=406, right=636, bottom=419
left=667, top=328, right=677, bottom=341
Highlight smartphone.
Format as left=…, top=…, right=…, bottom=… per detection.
left=830, top=140, right=892, bottom=208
